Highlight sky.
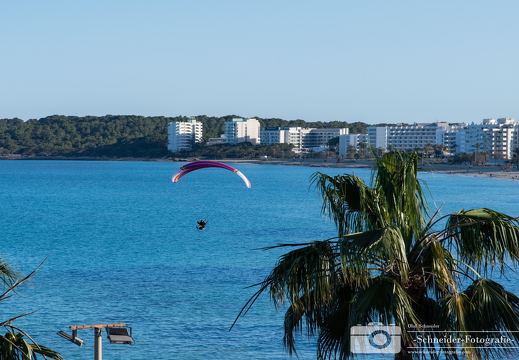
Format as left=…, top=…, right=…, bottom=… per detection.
left=2, top=1, right=519, bottom=124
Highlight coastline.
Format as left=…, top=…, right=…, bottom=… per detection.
left=235, top=158, right=519, bottom=181
left=4, top=155, right=519, bottom=181
left=417, top=162, right=519, bottom=181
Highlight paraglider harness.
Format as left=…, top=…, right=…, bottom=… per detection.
left=196, top=219, right=207, bottom=230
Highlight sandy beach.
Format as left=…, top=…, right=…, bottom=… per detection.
left=417, top=162, right=519, bottom=180
left=8, top=155, right=519, bottom=181
left=235, top=158, right=519, bottom=181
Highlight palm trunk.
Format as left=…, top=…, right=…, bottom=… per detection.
left=396, top=272, right=427, bottom=360
left=395, top=345, right=413, bottom=360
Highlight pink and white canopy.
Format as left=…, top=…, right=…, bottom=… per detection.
left=172, top=161, right=251, bottom=188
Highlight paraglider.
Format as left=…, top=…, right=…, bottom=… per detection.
left=196, top=219, right=207, bottom=230
left=172, top=161, right=251, bottom=188
left=173, top=161, right=251, bottom=231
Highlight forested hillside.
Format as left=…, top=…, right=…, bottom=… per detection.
left=0, top=114, right=369, bottom=158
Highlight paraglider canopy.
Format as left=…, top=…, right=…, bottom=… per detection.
left=172, top=161, right=251, bottom=188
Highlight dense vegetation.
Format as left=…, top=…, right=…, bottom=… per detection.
left=0, top=115, right=174, bottom=158
left=0, top=115, right=369, bottom=158
left=173, top=142, right=299, bottom=160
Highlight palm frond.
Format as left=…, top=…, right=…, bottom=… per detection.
left=317, top=302, right=351, bottom=360
left=263, top=241, right=344, bottom=356
left=284, top=282, right=355, bottom=357
left=462, top=279, right=519, bottom=359
left=350, top=275, right=420, bottom=347
left=268, top=241, right=340, bottom=308
left=29, top=343, right=65, bottom=360
left=0, top=258, right=47, bottom=304
left=372, top=151, right=430, bottom=246
left=0, top=327, right=65, bottom=360
left=340, top=227, right=409, bottom=285
left=311, top=172, right=384, bottom=235
left=0, top=259, right=19, bottom=289
left=445, top=208, right=519, bottom=273
left=232, top=241, right=342, bottom=329
left=421, top=237, right=458, bottom=297
left=0, top=312, right=38, bottom=328
left=434, top=279, right=519, bottom=359
left=464, top=278, right=519, bottom=331
left=435, top=291, right=471, bottom=335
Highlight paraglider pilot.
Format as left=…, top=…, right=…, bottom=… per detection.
left=196, top=219, right=207, bottom=230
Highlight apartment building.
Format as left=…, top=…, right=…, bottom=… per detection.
left=261, top=127, right=290, bottom=145
left=260, top=127, right=348, bottom=153
left=345, top=119, right=517, bottom=160
left=167, top=119, right=203, bottom=152
left=224, top=118, right=260, bottom=145
left=304, top=128, right=349, bottom=151
left=367, top=127, right=388, bottom=150
left=456, top=118, right=516, bottom=160
left=338, top=133, right=369, bottom=157
left=367, top=122, right=463, bottom=152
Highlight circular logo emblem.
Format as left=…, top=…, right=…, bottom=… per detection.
left=369, top=329, right=392, bottom=349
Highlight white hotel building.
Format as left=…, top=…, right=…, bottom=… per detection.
left=366, top=122, right=463, bottom=153
left=456, top=118, right=516, bottom=160
left=224, top=118, right=260, bottom=145
left=167, top=119, right=203, bottom=152
left=338, top=133, right=369, bottom=156
left=260, top=127, right=348, bottom=153
left=340, top=118, right=518, bottom=160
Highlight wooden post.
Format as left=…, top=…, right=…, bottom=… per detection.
left=70, top=323, right=126, bottom=330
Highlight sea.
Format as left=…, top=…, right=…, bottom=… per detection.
left=1, top=160, right=519, bottom=360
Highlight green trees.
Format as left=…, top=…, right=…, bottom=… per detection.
left=0, top=115, right=171, bottom=158
left=239, top=151, right=519, bottom=359
left=0, top=115, right=369, bottom=158
left=172, top=142, right=296, bottom=160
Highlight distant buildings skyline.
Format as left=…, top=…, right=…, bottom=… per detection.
left=261, top=127, right=348, bottom=153
left=353, top=118, right=517, bottom=160
left=168, top=117, right=519, bottom=160
left=168, top=118, right=348, bottom=153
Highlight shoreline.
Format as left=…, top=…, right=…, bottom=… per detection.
left=242, top=158, right=519, bottom=181
left=3, top=156, right=519, bottom=181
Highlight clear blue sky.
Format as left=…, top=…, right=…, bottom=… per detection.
left=2, top=1, right=518, bottom=124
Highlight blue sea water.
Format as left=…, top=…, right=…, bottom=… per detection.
left=0, top=160, right=519, bottom=360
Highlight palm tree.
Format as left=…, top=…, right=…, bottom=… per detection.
left=0, top=328, right=64, bottom=360
left=513, top=147, right=519, bottom=170
left=422, top=143, right=434, bottom=159
left=0, top=260, right=64, bottom=360
left=473, top=143, right=483, bottom=164
left=347, top=145, right=356, bottom=160
left=236, top=151, right=519, bottom=360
